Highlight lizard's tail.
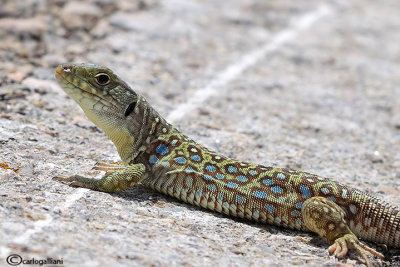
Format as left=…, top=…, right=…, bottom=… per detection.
left=354, top=196, right=400, bottom=247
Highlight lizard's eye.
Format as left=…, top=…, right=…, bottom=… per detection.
left=95, top=73, right=110, bottom=85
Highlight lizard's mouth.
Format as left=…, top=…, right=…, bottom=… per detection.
left=55, top=64, right=104, bottom=98
left=55, top=64, right=103, bottom=107
left=55, top=64, right=118, bottom=116
left=55, top=64, right=96, bottom=97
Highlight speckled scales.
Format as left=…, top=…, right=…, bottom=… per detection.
left=54, top=63, right=399, bottom=266
left=143, top=130, right=400, bottom=247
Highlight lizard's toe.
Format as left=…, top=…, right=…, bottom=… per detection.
left=53, top=176, right=73, bottom=182
left=328, top=238, right=348, bottom=258
left=330, top=234, right=383, bottom=267
left=92, top=161, right=124, bottom=175
left=53, top=175, right=87, bottom=187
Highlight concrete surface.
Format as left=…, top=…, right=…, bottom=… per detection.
left=0, top=0, right=399, bottom=266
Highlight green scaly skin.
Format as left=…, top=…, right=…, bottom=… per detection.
left=54, top=63, right=399, bottom=266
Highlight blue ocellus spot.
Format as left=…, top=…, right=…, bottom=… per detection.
left=321, top=187, right=330, bottom=194
left=149, top=155, right=158, bottom=164
left=205, top=164, right=216, bottom=172
left=227, top=166, right=237, bottom=173
left=253, top=210, right=259, bottom=218
left=271, top=186, right=283, bottom=194
left=207, top=184, right=216, bottom=191
left=160, top=161, right=170, bottom=167
left=216, top=173, right=224, bottom=180
left=156, top=144, right=168, bottom=155
left=291, top=210, right=300, bottom=217
left=328, top=196, right=336, bottom=202
left=253, top=190, right=267, bottom=198
left=190, top=155, right=201, bottom=162
left=295, top=202, right=303, bottom=209
left=262, top=179, right=274, bottom=186
left=236, top=175, right=247, bottom=182
left=226, top=182, right=238, bottom=189
left=276, top=173, right=286, bottom=180
left=203, top=174, right=213, bottom=181
left=249, top=170, right=257, bottom=176
left=185, top=167, right=195, bottom=173
left=264, top=204, right=275, bottom=213
left=174, top=157, right=186, bottom=164
left=299, top=185, right=311, bottom=198
left=196, top=190, right=202, bottom=198
left=235, top=195, right=246, bottom=204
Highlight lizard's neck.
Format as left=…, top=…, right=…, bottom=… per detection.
left=127, top=97, right=178, bottom=165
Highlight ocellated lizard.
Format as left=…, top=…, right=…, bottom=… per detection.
left=54, top=63, right=399, bottom=266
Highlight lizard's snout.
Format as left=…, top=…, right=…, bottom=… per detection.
left=55, top=64, right=73, bottom=77
left=55, top=65, right=63, bottom=75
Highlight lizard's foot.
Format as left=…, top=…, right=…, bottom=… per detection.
left=328, top=233, right=383, bottom=266
left=53, top=163, right=146, bottom=193
left=302, top=196, right=383, bottom=267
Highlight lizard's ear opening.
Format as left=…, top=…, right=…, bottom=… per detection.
left=124, top=101, right=137, bottom=117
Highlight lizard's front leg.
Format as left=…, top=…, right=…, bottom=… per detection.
left=301, top=196, right=383, bottom=266
left=54, top=163, right=146, bottom=193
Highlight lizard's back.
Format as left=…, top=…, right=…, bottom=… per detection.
left=141, top=129, right=400, bottom=248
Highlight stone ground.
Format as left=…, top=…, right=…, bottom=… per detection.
left=0, top=0, right=399, bottom=266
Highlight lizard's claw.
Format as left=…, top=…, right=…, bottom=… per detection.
left=53, top=176, right=73, bottom=183
left=52, top=175, right=88, bottom=188
left=92, top=161, right=124, bottom=175
left=328, top=234, right=383, bottom=267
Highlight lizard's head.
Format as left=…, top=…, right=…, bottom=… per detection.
left=55, top=63, right=146, bottom=163
left=55, top=63, right=138, bottom=116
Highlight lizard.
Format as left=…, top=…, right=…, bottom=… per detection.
left=54, top=63, right=399, bottom=266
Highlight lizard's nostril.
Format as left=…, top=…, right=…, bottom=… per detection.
left=55, top=65, right=63, bottom=74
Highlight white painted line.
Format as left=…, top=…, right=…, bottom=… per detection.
left=61, top=188, right=90, bottom=208
left=0, top=188, right=89, bottom=259
left=166, top=5, right=332, bottom=123
left=0, top=4, right=333, bottom=259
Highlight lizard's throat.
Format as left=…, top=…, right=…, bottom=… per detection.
left=84, top=109, right=137, bottom=165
